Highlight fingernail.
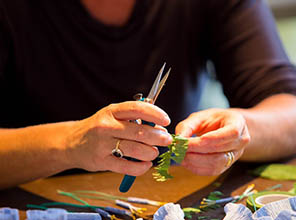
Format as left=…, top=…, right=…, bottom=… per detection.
left=164, top=114, right=171, bottom=124
left=158, top=130, right=172, bottom=145
left=162, top=127, right=168, bottom=132
left=164, top=133, right=173, bottom=145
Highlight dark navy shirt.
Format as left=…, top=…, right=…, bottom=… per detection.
left=0, top=0, right=296, bottom=133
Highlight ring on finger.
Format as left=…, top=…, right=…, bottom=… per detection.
left=225, top=151, right=235, bottom=168
left=112, top=140, right=124, bottom=158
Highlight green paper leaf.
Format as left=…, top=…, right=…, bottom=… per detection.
left=251, top=164, right=296, bottom=180
left=213, top=182, right=222, bottom=187
left=183, top=207, right=201, bottom=219
left=183, top=207, right=201, bottom=213
left=184, top=212, right=192, bottom=219
left=171, top=136, right=188, bottom=163
left=289, top=182, right=296, bottom=194
left=207, top=191, right=223, bottom=201
left=153, top=135, right=188, bottom=181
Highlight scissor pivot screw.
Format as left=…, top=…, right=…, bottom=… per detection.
left=133, top=93, right=143, bottom=101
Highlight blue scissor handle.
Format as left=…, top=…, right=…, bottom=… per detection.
left=119, top=175, right=136, bottom=193
left=119, top=101, right=155, bottom=192
left=142, top=120, right=155, bottom=127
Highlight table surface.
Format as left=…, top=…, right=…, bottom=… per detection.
left=1, top=156, right=295, bottom=220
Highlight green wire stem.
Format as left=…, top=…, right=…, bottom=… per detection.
left=73, top=190, right=127, bottom=201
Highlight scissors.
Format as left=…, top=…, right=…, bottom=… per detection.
left=119, top=63, right=171, bottom=192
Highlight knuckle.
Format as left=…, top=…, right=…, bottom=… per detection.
left=96, top=118, right=112, bottom=133
left=242, top=134, right=251, bottom=145
left=135, top=126, right=146, bottom=141
left=231, top=127, right=240, bottom=138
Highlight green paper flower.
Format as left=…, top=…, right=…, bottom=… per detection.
left=153, top=135, right=188, bottom=181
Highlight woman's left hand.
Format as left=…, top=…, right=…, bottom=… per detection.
left=175, top=108, right=250, bottom=176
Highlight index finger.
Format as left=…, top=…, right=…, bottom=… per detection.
left=110, top=101, right=171, bottom=127
left=187, top=125, right=243, bottom=153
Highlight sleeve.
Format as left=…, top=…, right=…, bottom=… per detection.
left=0, top=3, right=10, bottom=78
left=207, top=0, right=296, bottom=108
left=0, top=3, right=15, bottom=127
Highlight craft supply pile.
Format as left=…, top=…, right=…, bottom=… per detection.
left=1, top=136, right=296, bottom=220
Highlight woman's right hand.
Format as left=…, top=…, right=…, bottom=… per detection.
left=65, top=101, right=172, bottom=176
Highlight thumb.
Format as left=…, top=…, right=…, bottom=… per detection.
left=175, top=115, right=202, bottom=137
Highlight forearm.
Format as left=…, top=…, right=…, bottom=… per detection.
left=0, top=101, right=172, bottom=189
left=0, top=122, right=74, bottom=189
left=234, top=94, right=296, bottom=162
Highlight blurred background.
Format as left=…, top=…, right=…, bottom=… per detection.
left=199, top=0, right=296, bottom=109
left=268, top=0, right=296, bottom=63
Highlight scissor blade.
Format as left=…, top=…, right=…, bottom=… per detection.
left=151, top=68, right=170, bottom=104
left=147, top=63, right=166, bottom=101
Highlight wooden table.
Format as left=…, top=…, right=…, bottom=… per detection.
left=1, top=156, right=295, bottom=219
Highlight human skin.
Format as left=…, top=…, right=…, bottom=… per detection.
left=0, top=102, right=172, bottom=189
left=2, top=94, right=296, bottom=189
left=77, top=0, right=296, bottom=175
left=176, top=94, right=296, bottom=176
left=1, top=0, right=296, bottom=189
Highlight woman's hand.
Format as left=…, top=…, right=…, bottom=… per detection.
left=65, top=101, right=172, bottom=176
left=175, top=108, right=250, bottom=176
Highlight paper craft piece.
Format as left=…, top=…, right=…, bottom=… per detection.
left=223, top=196, right=296, bottom=220
left=223, top=203, right=253, bottom=220
left=0, top=207, right=19, bottom=220
left=153, top=203, right=185, bottom=220
left=26, top=208, right=102, bottom=220
left=251, top=164, right=296, bottom=180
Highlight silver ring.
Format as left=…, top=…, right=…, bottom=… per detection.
left=225, top=151, right=234, bottom=167
left=112, top=140, right=124, bottom=158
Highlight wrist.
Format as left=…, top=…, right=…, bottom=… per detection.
left=55, top=120, right=82, bottom=170
left=62, top=119, right=91, bottom=170
left=37, top=121, right=81, bottom=171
